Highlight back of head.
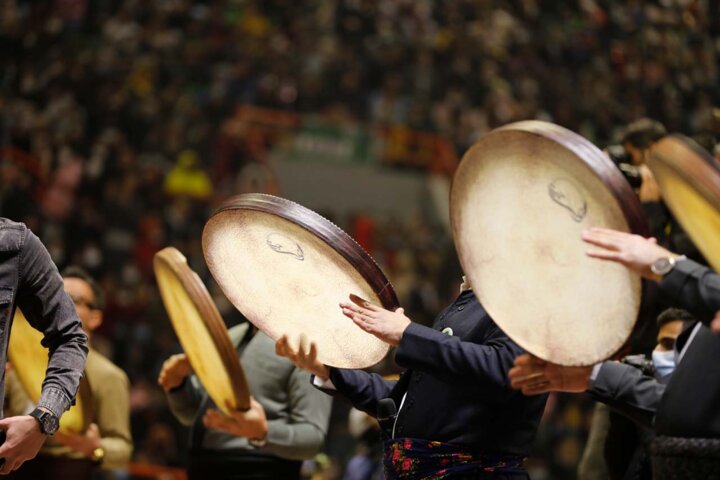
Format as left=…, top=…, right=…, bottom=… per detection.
left=621, top=118, right=668, bottom=149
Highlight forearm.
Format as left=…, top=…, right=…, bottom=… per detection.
left=395, top=322, right=516, bottom=395
left=661, top=259, right=720, bottom=325
left=99, top=436, right=133, bottom=469
left=326, top=368, right=395, bottom=417
left=165, top=378, right=203, bottom=426
left=258, top=420, right=326, bottom=460
left=587, top=362, right=665, bottom=429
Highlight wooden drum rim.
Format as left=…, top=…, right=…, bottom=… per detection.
left=209, top=193, right=399, bottom=310
left=154, top=247, right=250, bottom=411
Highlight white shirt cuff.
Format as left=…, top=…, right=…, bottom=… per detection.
left=312, top=375, right=336, bottom=390
left=589, top=363, right=603, bottom=385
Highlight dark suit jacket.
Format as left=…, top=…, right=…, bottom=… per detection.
left=588, top=259, right=720, bottom=438
left=322, top=290, right=547, bottom=456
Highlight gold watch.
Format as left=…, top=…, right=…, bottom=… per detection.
left=91, top=447, right=105, bottom=463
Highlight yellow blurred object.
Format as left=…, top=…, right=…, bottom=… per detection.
left=7, top=310, right=90, bottom=433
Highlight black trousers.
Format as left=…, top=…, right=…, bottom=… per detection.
left=4, top=454, right=95, bottom=480
left=188, top=449, right=302, bottom=480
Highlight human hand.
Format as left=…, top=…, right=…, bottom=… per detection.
left=638, top=165, right=662, bottom=202
left=275, top=334, right=329, bottom=381
left=340, top=295, right=410, bottom=347
left=202, top=398, right=268, bottom=440
left=158, top=354, right=193, bottom=392
left=711, top=311, right=720, bottom=335
left=509, top=354, right=594, bottom=395
left=581, top=227, right=676, bottom=281
left=0, top=415, right=47, bottom=474
left=54, top=423, right=101, bottom=458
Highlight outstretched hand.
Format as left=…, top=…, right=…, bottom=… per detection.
left=340, top=295, right=410, bottom=347
left=275, top=334, right=329, bottom=381
left=581, top=227, right=676, bottom=281
left=509, top=354, right=593, bottom=396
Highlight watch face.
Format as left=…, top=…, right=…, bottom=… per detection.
left=43, top=414, right=60, bottom=435
left=651, top=257, right=673, bottom=275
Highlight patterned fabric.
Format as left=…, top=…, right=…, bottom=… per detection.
left=383, top=438, right=525, bottom=479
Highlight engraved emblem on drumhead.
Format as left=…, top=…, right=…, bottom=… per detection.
left=266, top=232, right=304, bottom=261
left=548, top=179, right=587, bottom=222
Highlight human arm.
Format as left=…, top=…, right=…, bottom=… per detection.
left=342, top=297, right=521, bottom=396
left=582, top=227, right=720, bottom=327
left=205, top=366, right=333, bottom=461
left=158, top=354, right=204, bottom=426
left=509, top=354, right=664, bottom=429
left=15, top=229, right=88, bottom=418
left=659, top=258, right=720, bottom=327
left=275, top=334, right=397, bottom=417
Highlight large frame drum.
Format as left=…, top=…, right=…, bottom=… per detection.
left=203, top=194, right=398, bottom=369
left=154, top=247, right=250, bottom=413
left=451, top=121, right=648, bottom=366
left=648, top=135, right=720, bottom=271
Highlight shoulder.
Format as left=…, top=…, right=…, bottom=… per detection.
left=0, top=218, right=27, bottom=253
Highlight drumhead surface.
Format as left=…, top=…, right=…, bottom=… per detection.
left=451, top=120, right=646, bottom=366
left=648, top=135, right=720, bottom=271
left=203, top=194, right=398, bottom=369
left=8, top=309, right=91, bottom=432
left=154, top=247, right=250, bottom=413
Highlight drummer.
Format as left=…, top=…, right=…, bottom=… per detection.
left=158, top=321, right=332, bottom=480
left=5, top=266, right=132, bottom=479
left=510, top=227, right=720, bottom=477
left=276, top=280, right=547, bottom=480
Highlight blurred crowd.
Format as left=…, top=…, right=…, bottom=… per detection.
left=0, top=0, right=719, bottom=478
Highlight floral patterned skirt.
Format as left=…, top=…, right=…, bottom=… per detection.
left=383, top=438, right=526, bottom=479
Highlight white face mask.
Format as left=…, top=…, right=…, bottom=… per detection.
left=652, top=350, right=676, bottom=379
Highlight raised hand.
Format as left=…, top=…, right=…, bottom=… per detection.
left=581, top=227, right=676, bottom=281
left=339, top=295, right=410, bottom=347
left=275, top=334, right=329, bottom=381
left=158, top=353, right=193, bottom=392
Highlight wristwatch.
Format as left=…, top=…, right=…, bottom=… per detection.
left=29, top=408, right=60, bottom=436
left=91, top=447, right=105, bottom=463
left=650, top=255, right=686, bottom=277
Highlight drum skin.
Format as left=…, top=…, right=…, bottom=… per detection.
left=8, top=309, right=92, bottom=433
left=154, top=247, right=250, bottom=413
left=648, top=135, right=720, bottom=271
left=202, top=194, right=398, bottom=369
left=451, top=121, right=647, bottom=366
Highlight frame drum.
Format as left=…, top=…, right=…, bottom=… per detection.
left=8, top=309, right=91, bottom=433
left=648, top=135, right=720, bottom=271
left=451, top=121, right=648, bottom=366
left=154, top=247, right=250, bottom=413
left=202, top=194, right=399, bottom=369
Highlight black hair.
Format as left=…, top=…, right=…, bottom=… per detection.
left=656, top=307, right=695, bottom=329
left=621, top=118, right=667, bottom=149
left=62, top=266, right=105, bottom=311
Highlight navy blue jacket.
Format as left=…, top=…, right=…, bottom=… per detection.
left=324, top=290, right=547, bottom=456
